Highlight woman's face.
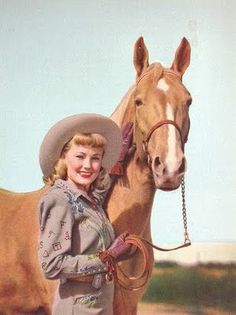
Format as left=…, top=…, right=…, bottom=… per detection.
left=64, top=143, right=104, bottom=191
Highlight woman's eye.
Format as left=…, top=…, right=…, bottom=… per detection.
left=92, top=157, right=101, bottom=161
left=76, top=155, right=84, bottom=159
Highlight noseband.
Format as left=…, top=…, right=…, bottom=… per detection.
left=142, top=119, right=184, bottom=160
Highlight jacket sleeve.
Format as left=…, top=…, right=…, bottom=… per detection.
left=38, top=191, right=107, bottom=280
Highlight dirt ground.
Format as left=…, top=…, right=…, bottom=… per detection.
left=137, top=303, right=236, bottom=315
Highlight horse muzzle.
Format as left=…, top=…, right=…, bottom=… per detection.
left=151, top=155, right=186, bottom=191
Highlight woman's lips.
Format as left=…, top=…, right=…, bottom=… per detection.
left=79, top=172, right=92, bottom=178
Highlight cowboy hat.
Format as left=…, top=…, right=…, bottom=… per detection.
left=39, top=113, right=122, bottom=177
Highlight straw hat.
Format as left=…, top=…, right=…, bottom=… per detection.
left=39, top=113, right=122, bottom=177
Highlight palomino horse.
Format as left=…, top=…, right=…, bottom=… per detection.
left=107, top=36, right=191, bottom=315
left=0, top=36, right=191, bottom=315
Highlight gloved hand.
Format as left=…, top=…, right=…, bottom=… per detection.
left=109, top=122, right=135, bottom=176
left=98, top=232, right=132, bottom=262
left=119, top=122, right=134, bottom=162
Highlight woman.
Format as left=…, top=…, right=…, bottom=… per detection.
left=38, top=113, right=133, bottom=315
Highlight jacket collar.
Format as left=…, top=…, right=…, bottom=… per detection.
left=54, top=179, right=96, bottom=204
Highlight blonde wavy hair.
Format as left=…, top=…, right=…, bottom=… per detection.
left=43, top=133, right=110, bottom=190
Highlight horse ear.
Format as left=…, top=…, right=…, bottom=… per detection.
left=171, top=37, right=191, bottom=77
left=133, top=37, right=149, bottom=78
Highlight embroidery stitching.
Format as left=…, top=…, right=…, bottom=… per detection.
left=41, top=262, right=47, bottom=271
left=74, top=293, right=100, bottom=307
left=54, top=180, right=86, bottom=215
left=64, top=231, right=71, bottom=240
left=48, top=230, right=56, bottom=238
left=87, top=254, right=97, bottom=260
left=79, top=265, right=99, bottom=275
left=64, top=191, right=85, bottom=215
left=43, top=250, right=49, bottom=257
left=52, top=242, right=62, bottom=251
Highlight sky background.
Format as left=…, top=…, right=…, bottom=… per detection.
left=0, top=0, right=235, bottom=245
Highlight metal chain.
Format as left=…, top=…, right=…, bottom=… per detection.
left=181, top=177, right=191, bottom=244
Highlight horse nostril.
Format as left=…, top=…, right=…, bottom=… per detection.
left=153, top=156, right=166, bottom=176
left=154, top=156, right=161, bottom=169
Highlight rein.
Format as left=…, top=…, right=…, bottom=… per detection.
left=108, top=177, right=191, bottom=293
left=137, top=176, right=191, bottom=252
left=109, top=195, right=191, bottom=292
left=107, top=224, right=191, bottom=293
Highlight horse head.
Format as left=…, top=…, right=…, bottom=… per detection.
left=123, top=37, right=192, bottom=191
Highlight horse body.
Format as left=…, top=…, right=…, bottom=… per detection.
left=0, top=188, right=56, bottom=315
left=0, top=37, right=191, bottom=315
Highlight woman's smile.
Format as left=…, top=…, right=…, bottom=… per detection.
left=79, top=171, right=93, bottom=178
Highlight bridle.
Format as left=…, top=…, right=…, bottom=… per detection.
left=109, top=65, right=192, bottom=311
left=134, top=64, right=191, bottom=250
left=142, top=119, right=185, bottom=162
left=136, top=64, right=189, bottom=163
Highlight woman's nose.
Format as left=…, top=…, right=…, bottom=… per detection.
left=83, top=157, right=92, bottom=169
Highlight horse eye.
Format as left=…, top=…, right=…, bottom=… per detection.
left=135, top=98, right=143, bottom=107
left=186, top=98, right=192, bottom=107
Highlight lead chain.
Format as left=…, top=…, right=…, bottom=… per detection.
left=181, top=177, right=191, bottom=244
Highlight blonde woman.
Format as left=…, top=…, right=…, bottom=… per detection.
left=38, top=113, right=133, bottom=315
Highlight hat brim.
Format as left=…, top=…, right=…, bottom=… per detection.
left=39, top=113, right=122, bottom=177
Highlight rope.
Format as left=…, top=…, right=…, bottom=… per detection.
left=107, top=233, right=191, bottom=292
left=105, top=235, right=151, bottom=291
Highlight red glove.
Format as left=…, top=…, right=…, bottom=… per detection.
left=109, top=122, right=135, bottom=176
left=119, top=122, right=134, bottom=162
left=99, top=232, right=132, bottom=262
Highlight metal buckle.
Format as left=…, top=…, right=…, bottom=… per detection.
left=105, top=273, right=113, bottom=283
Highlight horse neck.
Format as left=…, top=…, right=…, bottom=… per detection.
left=111, top=84, right=155, bottom=192
left=109, top=86, right=156, bottom=237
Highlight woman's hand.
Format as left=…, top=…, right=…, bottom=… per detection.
left=109, top=122, right=135, bottom=176
left=98, top=232, right=132, bottom=262
left=119, top=122, right=134, bottom=162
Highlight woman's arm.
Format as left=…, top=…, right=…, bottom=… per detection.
left=38, top=192, right=107, bottom=280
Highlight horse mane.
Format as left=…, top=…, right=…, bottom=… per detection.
left=110, top=63, right=164, bottom=127
left=110, top=85, right=136, bottom=126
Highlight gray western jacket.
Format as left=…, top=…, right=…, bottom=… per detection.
left=38, top=179, right=115, bottom=281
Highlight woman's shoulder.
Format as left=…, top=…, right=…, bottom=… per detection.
left=39, top=183, right=69, bottom=207
left=39, top=181, right=86, bottom=217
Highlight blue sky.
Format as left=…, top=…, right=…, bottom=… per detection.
left=0, top=0, right=235, bottom=244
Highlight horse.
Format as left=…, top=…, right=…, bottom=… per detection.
left=107, top=36, right=191, bottom=314
left=0, top=36, right=191, bottom=315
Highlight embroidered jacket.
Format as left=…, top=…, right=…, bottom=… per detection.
left=38, top=179, right=115, bottom=280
